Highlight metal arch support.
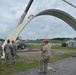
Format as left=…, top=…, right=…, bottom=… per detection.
left=35, top=9, right=76, bottom=31
left=2, top=9, right=76, bottom=58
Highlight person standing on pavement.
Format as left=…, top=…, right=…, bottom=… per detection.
left=39, top=38, right=51, bottom=74
left=11, top=40, right=18, bottom=61
left=4, top=39, right=13, bottom=65
left=0, top=41, right=2, bottom=64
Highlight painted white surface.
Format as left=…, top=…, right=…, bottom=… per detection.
left=1, top=17, right=34, bottom=59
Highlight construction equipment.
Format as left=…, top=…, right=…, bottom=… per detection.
left=63, top=0, right=76, bottom=8
left=1, top=0, right=34, bottom=59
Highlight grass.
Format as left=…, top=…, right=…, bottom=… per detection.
left=52, top=46, right=76, bottom=50
left=50, top=52, right=76, bottom=63
left=0, top=60, right=38, bottom=75
left=31, top=45, right=43, bottom=49
left=0, top=45, right=76, bottom=75
left=1, top=52, right=76, bottom=75
left=31, top=45, right=76, bottom=50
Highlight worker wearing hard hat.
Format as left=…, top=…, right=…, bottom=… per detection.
left=39, top=38, right=51, bottom=74
left=4, top=39, right=13, bottom=65
left=11, top=40, right=18, bottom=61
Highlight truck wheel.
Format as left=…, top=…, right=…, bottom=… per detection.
left=21, top=45, right=25, bottom=49
left=18, top=47, right=21, bottom=50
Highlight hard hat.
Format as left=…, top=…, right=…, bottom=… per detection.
left=11, top=40, right=14, bottom=43
left=7, top=39, right=10, bottom=43
left=43, top=38, right=49, bottom=43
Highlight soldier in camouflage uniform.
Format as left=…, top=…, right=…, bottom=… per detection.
left=4, top=39, right=13, bottom=65
left=0, top=41, right=2, bottom=64
left=11, top=40, right=18, bottom=61
left=39, top=38, right=51, bottom=74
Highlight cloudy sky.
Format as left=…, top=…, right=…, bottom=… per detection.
left=0, top=0, right=76, bottom=40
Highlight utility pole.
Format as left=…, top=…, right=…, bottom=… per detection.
left=63, top=0, right=76, bottom=8
left=18, top=0, right=34, bottom=25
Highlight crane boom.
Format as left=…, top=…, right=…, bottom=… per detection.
left=18, top=0, right=34, bottom=25
left=63, top=0, right=76, bottom=8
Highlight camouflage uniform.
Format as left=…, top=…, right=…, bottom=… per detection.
left=0, top=43, right=2, bottom=64
left=11, top=43, right=17, bottom=61
left=4, top=43, right=13, bottom=64
left=39, top=43, right=51, bottom=73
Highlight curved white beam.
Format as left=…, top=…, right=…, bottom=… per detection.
left=2, top=9, right=76, bottom=58
left=1, top=17, right=34, bottom=58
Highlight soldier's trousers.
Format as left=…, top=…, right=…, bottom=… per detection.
left=12, top=52, right=19, bottom=61
left=5, top=53, right=12, bottom=64
left=39, top=56, right=50, bottom=72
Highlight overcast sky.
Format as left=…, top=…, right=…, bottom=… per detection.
left=0, top=0, right=76, bottom=40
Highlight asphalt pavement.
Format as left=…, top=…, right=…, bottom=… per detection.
left=14, top=57, right=76, bottom=75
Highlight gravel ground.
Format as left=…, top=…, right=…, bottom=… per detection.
left=14, top=57, right=76, bottom=75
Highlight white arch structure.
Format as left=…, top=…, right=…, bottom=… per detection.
left=2, top=9, right=76, bottom=58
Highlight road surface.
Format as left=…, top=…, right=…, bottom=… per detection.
left=14, top=57, right=76, bottom=75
